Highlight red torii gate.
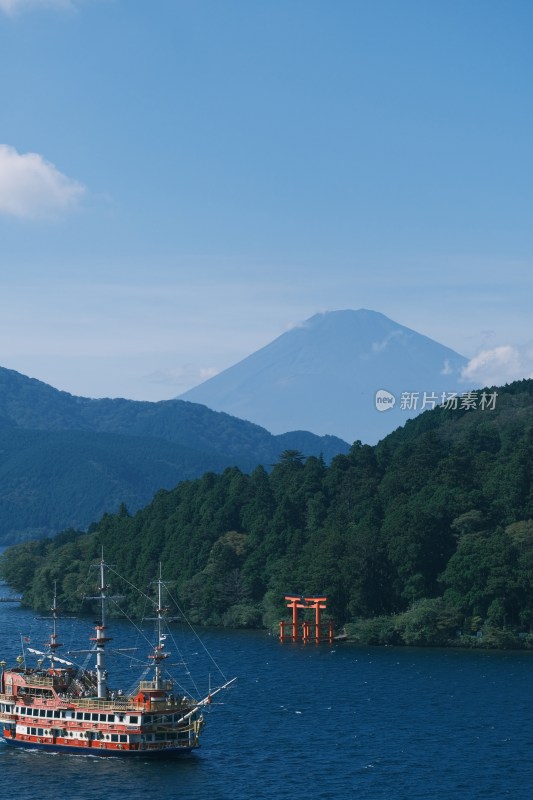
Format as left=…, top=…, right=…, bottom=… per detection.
left=279, top=595, right=333, bottom=644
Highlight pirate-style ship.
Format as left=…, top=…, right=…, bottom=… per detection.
left=0, top=557, right=234, bottom=756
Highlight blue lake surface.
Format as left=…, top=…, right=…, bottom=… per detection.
left=0, top=580, right=532, bottom=800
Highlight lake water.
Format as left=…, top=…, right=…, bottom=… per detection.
left=0, top=575, right=532, bottom=800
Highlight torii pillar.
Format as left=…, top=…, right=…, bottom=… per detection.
left=282, top=596, right=307, bottom=642
left=305, top=596, right=327, bottom=643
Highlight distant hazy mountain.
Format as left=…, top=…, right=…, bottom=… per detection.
left=0, top=367, right=348, bottom=543
left=180, top=309, right=470, bottom=443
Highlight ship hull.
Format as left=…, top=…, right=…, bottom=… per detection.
left=2, top=734, right=194, bottom=757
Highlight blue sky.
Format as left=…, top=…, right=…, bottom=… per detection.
left=0, top=0, right=532, bottom=401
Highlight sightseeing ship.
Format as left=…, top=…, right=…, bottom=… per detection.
left=0, top=557, right=234, bottom=756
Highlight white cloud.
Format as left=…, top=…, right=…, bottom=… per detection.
left=371, top=329, right=404, bottom=353
left=461, top=344, right=533, bottom=387
left=0, top=144, right=85, bottom=219
left=0, top=0, right=73, bottom=14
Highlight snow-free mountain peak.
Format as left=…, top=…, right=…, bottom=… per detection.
left=179, top=309, right=470, bottom=443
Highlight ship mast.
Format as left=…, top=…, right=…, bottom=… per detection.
left=151, top=563, right=169, bottom=689
left=46, top=581, right=62, bottom=669
left=91, top=552, right=111, bottom=699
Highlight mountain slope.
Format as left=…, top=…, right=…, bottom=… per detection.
left=4, top=379, right=532, bottom=648
left=0, top=427, right=231, bottom=541
left=0, top=367, right=349, bottom=543
left=180, top=309, right=470, bottom=443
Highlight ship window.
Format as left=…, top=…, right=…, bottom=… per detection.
left=39, top=710, right=45, bottom=717
left=84, top=712, right=90, bottom=720
left=119, top=735, right=127, bottom=742
left=99, top=714, right=106, bottom=721
left=46, top=710, right=53, bottom=717
left=111, top=734, right=118, bottom=742
left=75, top=712, right=83, bottom=720
left=31, top=727, right=36, bottom=735
left=37, top=728, right=43, bottom=736
left=91, top=713, right=98, bottom=721
left=129, top=716, right=138, bottom=724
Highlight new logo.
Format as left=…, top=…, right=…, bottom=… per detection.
left=375, top=389, right=396, bottom=412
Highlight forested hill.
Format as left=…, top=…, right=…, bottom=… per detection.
left=2, top=379, right=532, bottom=648
left=0, top=366, right=348, bottom=543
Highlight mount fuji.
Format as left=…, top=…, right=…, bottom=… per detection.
left=179, top=309, right=471, bottom=444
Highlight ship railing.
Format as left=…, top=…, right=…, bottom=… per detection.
left=71, top=697, right=133, bottom=710
left=138, top=680, right=173, bottom=692
left=24, top=675, right=55, bottom=687
left=146, top=698, right=190, bottom=711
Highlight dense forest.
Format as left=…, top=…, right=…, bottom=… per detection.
left=1, top=379, right=533, bottom=648
left=0, top=366, right=348, bottom=543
